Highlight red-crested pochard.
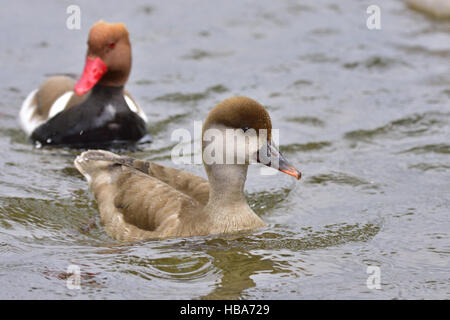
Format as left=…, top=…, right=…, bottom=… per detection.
left=19, top=21, right=148, bottom=148
left=74, top=96, right=301, bottom=241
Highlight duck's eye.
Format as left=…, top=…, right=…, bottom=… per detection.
left=242, top=126, right=249, bottom=132
left=108, top=42, right=116, bottom=49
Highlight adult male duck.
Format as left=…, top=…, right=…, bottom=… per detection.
left=19, top=21, right=148, bottom=148
left=75, top=96, right=301, bottom=241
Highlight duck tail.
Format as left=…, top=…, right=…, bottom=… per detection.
left=74, top=150, right=122, bottom=183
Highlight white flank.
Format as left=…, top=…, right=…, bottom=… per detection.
left=19, top=89, right=74, bottom=136
left=48, top=91, right=73, bottom=118
left=124, top=95, right=148, bottom=123
left=19, top=89, right=40, bottom=135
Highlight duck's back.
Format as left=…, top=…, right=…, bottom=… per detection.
left=29, top=85, right=147, bottom=148
left=19, top=76, right=87, bottom=136
left=75, top=150, right=210, bottom=240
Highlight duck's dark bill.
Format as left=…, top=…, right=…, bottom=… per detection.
left=74, top=57, right=108, bottom=96
left=257, top=142, right=302, bottom=180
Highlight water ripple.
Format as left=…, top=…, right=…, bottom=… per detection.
left=344, top=111, right=450, bottom=142
left=306, top=171, right=380, bottom=189
left=152, top=85, right=228, bottom=103
left=399, top=143, right=450, bottom=154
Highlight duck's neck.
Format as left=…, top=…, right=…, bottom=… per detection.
left=99, top=71, right=129, bottom=88
left=201, top=163, right=265, bottom=232
left=90, top=84, right=124, bottom=98
left=206, top=163, right=249, bottom=206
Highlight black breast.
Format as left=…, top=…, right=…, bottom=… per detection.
left=30, top=85, right=147, bottom=148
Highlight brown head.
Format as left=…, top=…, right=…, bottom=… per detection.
left=202, top=96, right=301, bottom=180
left=74, top=21, right=132, bottom=95
left=204, top=96, right=273, bottom=141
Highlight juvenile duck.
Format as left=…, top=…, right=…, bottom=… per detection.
left=19, top=21, right=148, bottom=148
left=74, top=96, right=301, bottom=241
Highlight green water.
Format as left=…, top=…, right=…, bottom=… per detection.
left=0, top=0, right=449, bottom=299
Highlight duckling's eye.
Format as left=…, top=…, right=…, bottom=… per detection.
left=242, top=126, right=249, bottom=132
left=108, top=42, right=116, bottom=49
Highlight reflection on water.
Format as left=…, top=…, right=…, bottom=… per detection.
left=0, top=0, right=449, bottom=299
left=201, top=245, right=281, bottom=300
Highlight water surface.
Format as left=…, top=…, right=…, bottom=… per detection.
left=0, top=0, right=449, bottom=299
